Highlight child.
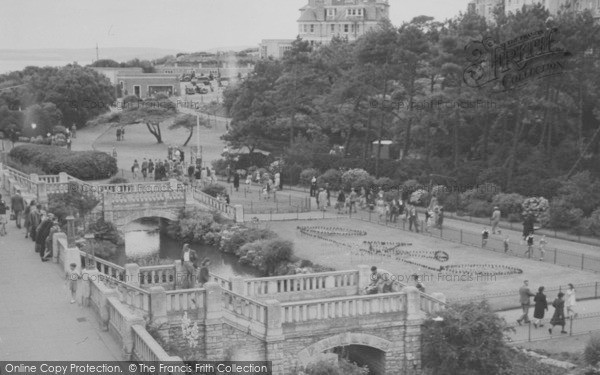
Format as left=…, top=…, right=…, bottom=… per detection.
left=503, top=236, right=510, bottom=253
left=66, top=263, right=80, bottom=304
left=524, top=233, right=534, bottom=258
left=538, top=235, right=547, bottom=261
left=482, top=227, right=489, bottom=248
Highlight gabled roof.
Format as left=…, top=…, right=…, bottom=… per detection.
left=298, top=9, right=319, bottom=22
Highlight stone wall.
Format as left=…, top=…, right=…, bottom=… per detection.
left=222, top=323, right=267, bottom=361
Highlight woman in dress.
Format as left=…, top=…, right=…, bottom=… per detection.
left=549, top=292, right=567, bottom=334
left=533, top=286, right=548, bottom=328
left=132, top=160, right=140, bottom=179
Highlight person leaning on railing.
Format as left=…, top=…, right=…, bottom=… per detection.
left=181, top=244, right=198, bottom=289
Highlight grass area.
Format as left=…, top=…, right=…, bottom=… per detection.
left=265, top=218, right=596, bottom=300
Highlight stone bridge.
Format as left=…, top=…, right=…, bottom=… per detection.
left=52, top=236, right=446, bottom=375
left=0, top=163, right=243, bottom=227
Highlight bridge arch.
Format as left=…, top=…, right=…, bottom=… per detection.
left=107, top=208, right=180, bottom=228
left=296, top=332, right=392, bottom=366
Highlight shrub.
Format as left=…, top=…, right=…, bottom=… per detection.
left=47, top=186, right=100, bottom=224
left=507, top=213, right=522, bottom=222
left=548, top=198, right=583, bottom=229
left=410, top=189, right=430, bottom=206
left=262, top=239, right=294, bottom=276
left=108, top=177, right=129, bottom=184
left=211, top=159, right=229, bottom=176
left=9, top=144, right=117, bottom=180
left=52, top=125, right=67, bottom=135
left=220, top=228, right=277, bottom=254
left=86, top=240, right=119, bottom=263
left=88, top=218, right=124, bottom=246
left=584, top=334, right=600, bottom=367
left=202, top=184, right=228, bottom=198
left=234, top=152, right=270, bottom=170
left=477, top=167, right=509, bottom=190
left=374, top=177, right=395, bottom=191
left=166, top=208, right=220, bottom=243
left=465, top=199, right=494, bottom=217
left=491, top=193, right=525, bottom=217
left=300, top=168, right=319, bottom=187
left=5, top=157, right=45, bottom=175
left=341, top=168, right=373, bottom=191
left=317, top=169, right=342, bottom=191
left=522, top=197, right=550, bottom=226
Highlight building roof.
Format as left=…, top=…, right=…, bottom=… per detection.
left=298, top=9, right=319, bottom=22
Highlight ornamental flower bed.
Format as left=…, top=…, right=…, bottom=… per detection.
left=441, top=264, right=523, bottom=276
left=297, top=226, right=367, bottom=237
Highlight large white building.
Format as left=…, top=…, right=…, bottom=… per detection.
left=469, top=0, right=600, bottom=21
left=297, top=0, right=390, bottom=44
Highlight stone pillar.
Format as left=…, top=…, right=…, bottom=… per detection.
left=66, top=215, right=75, bottom=247
left=149, top=286, right=167, bottom=324
left=29, top=173, right=39, bottom=183
left=63, top=245, right=82, bottom=274
left=88, top=270, right=119, bottom=330
left=203, top=282, right=224, bottom=360
left=52, top=232, right=67, bottom=264
left=405, top=286, right=421, bottom=319
left=169, top=178, right=178, bottom=192
left=234, top=204, right=244, bottom=223
left=325, top=275, right=335, bottom=289
left=58, top=172, right=68, bottom=183
left=174, top=260, right=183, bottom=289
left=230, top=276, right=245, bottom=295
left=125, top=263, right=140, bottom=287
left=265, top=299, right=285, bottom=374
left=357, top=265, right=370, bottom=294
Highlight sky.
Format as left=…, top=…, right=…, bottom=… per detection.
left=1, top=0, right=470, bottom=52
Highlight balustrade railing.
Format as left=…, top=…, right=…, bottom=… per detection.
left=209, top=273, right=231, bottom=290
left=165, top=288, right=206, bottom=314
left=139, top=265, right=177, bottom=288
left=192, top=187, right=235, bottom=217
left=107, top=297, right=127, bottom=343
left=280, top=291, right=408, bottom=324
left=116, top=282, right=151, bottom=312
left=79, top=250, right=125, bottom=281
left=221, top=289, right=268, bottom=326
left=420, top=293, right=446, bottom=315
left=244, top=270, right=359, bottom=298
left=131, top=325, right=175, bottom=362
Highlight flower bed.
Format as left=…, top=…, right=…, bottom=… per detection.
left=441, top=264, right=523, bottom=276
left=297, top=226, right=367, bottom=237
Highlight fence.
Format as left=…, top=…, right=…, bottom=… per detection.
left=508, top=312, right=600, bottom=343
left=448, top=281, right=600, bottom=311
left=333, top=209, right=600, bottom=274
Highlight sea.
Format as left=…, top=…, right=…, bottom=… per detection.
left=0, top=60, right=93, bottom=75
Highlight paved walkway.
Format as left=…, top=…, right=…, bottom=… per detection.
left=0, top=201, right=121, bottom=360
left=499, top=299, right=600, bottom=343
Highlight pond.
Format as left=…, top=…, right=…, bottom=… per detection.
left=120, top=219, right=260, bottom=279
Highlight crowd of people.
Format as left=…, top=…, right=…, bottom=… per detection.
left=0, top=189, right=60, bottom=262
left=517, top=280, right=578, bottom=334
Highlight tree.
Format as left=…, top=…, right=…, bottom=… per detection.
left=169, top=113, right=211, bottom=147
left=89, top=59, right=120, bottom=68
left=24, top=102, right=63, bottom=137
left=119, top=99, right=177, bottom=143
left=422, top=301, right=514, bottom=375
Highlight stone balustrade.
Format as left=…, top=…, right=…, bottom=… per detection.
left=165, top=288, right=206, bottom=315
left=242, top=270, right=360, bottom=302
left=420, top=292, right=447, bottom=315
left=138, top=265, right=177, bottom=288
left=131, top=325, right=183, bottom=363
left=191, top=187, right=236, bottom=217
left=280, top=291, right=409, bottom=324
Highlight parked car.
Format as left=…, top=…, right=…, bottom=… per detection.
left=195, top=86, right=208, bottom=94
left=185, top=86, right=196, bottom=95
left=180, top=75, right=191, bottom=82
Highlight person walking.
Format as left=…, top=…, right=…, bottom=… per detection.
left=491, top=206, right=501, bottom=234
left=66, top=263, right=80, bottom=304
left=538, top=235, right=547, bottom=261
left=29, top=204, right=42, bottom=241
left=310, top=176, right=317, bottom=197
left=0, top=194, right=7, bottom=236
left=408, top=205, right=419, bottom=233
left=533, top=286, right=548, bottom=328
left=116, top=127, right=121, bottom=141
left=517, top=280, right=536, bottom=325
left=120, top=126, right=125, bottom=141
left=43, top=218, right=60, bottom=261
left=318, top=188, right=328, bottom=211
left=132, top=160, right=140, bottom=179
left=565, top=283, right=578, bottom=319
left=503, top=235, right=510, bottom=253
left=376, top=196, right=386, bottom=221
left=482, top=227, right=489, bottom=247
left=336, top=190, right=346, bottom=214
left=349, top=189, right=358, bottom=213
left=141, top=158, right=148, bottom=180
left=23, top=200, right=36, bottom=238
left=148, top=159, right=155, bottom=177
left=233, top=172, right=240, bottom=192
left=181, top=244, right=197, bottom=289
left=10, top=189, right=25, bottom=229
left=36, top=213, right=54, bottom=262
left=549, top=292, right=567, bottom=334
left=524, top=233, right=534, bottom=258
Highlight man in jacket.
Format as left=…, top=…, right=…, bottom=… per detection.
left=10, top=189, right=25, bottom=229
left=181, top=244, right=197, bottom=289
left=517, top=280, right=536, bottom=325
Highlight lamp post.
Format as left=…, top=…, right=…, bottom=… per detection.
left=84, top=233, right=95, bottom=270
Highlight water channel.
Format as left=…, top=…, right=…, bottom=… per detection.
left=120, top=219, right=260, bottom=278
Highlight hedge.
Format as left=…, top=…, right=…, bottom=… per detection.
left=9, top=144, right=117, bottom=180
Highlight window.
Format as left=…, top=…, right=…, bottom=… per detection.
left=357, top=9, right=363, bottom=16
left=331, top=24, right=335, bottom=32
left=327, top=8, right=336, bottom=17
left=344, top=24, right=349, bottom=32
left=310, top=24, right=314, bottom=33
left=303, top=24, right=308, bottom=32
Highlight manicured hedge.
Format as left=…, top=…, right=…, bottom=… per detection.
left=9, top=144, right=117, bottom=180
